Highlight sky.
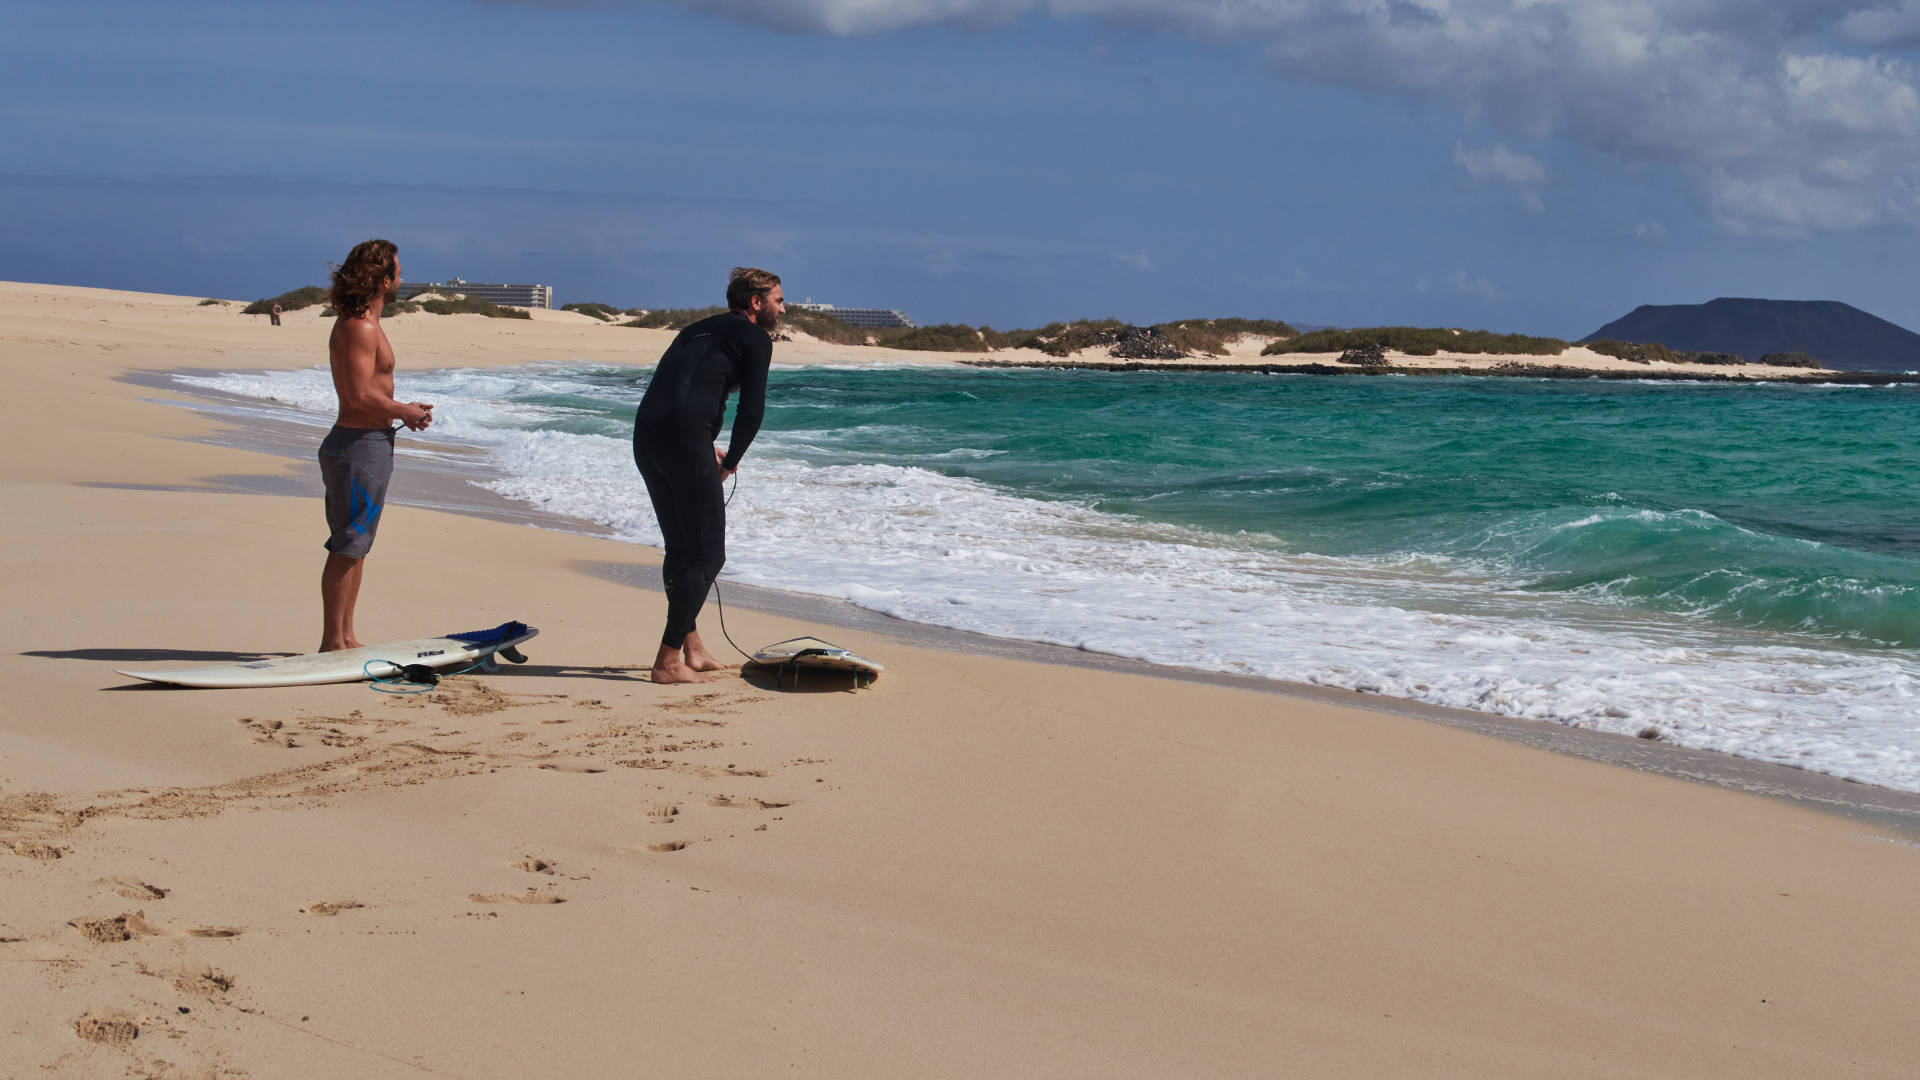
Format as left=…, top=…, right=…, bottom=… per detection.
left=5, top=0, right=1920, bottom=337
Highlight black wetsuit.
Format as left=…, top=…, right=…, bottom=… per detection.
left=632, top=311, right=772, bottom=648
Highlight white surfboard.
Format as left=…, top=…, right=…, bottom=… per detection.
left=750, top=636, right=883, bottom=687
left=116, top=621, right=539, bottom=689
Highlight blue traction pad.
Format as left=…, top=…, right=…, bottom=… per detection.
left=445, top=621, right=533, bottom=645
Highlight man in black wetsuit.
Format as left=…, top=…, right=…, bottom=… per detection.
left=632, top=267, right=783, bottom=684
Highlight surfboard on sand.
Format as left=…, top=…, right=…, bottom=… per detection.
left=115, top=621, right=539, bottom=689
left=750, top=636, right=883, bottom=688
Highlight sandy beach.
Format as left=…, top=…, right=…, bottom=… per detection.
left=5, top=282, right=1920, bottom=1078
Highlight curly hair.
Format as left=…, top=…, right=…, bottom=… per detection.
left=726, top=266, right=781, bottom=310
left=329, top=239, right=399, bottom=319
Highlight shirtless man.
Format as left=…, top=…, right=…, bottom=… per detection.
left=318, top=238, right=433, bottom=652
left=631, top=267, right=782, bottom=683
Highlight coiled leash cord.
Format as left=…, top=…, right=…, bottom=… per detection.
left=364, top=658, right=484, bottom=694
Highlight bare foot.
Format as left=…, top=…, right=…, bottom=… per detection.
left=651, top=659, right=714, bottom=684
left=680, top=630, right=728, bottom=672
left=317, top=639, right=365, bottom=654
left=683, top=648, right=728, bottom=673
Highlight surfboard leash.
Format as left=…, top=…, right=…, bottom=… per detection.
left=363, top=658, right=484, bottom=694
left=711, top=472, right=762, bottom=666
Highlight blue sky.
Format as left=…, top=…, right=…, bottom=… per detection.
left=5, top=0, right=1919, bottom=337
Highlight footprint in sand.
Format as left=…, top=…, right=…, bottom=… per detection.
left=534, top=761, right=607, bottom=774
left=70, top=914, right=137, bottom=943
left=237, top=717, right=299, bottom=748
left=469, top=891, right=566, bottom=905
left=645, top=840, right=687, bottom=853
left=168, top=964, right=235, bottom=997
left=646, top=802, right=679, bottom=823
left=4, top=839, right=67, bottom=860
left=514, top=856, right=558, bottom=875
left=101, top=877, right=168, bottom=901
left=73, top=1007, right=140, bottom=1047
left=301, top=900, right=364, bottom=916
left=706, top=795, right=791, bottom=810
left=68, top=912, right=242, bottom=942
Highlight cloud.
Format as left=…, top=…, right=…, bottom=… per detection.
left=1840, top=2, right=1920, bottom=48
left=1453, top=141, right=1546, bottom=211
left=1450, top=267, right=1502, bottom=302
left=1453, top=143, right=1546, bottom=187
left=535, top=0, right=1920, bottom=233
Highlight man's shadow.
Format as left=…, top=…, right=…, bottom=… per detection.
left=22, top=648, right=297, bottom=664
left=738, top=663, right=874, bottom=694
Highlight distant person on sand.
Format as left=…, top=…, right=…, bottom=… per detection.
left=632, top=266, right=782, bottom=683
left=270, top=302, right=282, bottom=327
left=318, top=238, right=433, bottom=652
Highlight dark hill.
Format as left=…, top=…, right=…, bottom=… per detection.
left=1581, top=298, right=1920, bottom=372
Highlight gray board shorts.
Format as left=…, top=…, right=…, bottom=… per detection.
left=318, top=425, right=396, bottom=559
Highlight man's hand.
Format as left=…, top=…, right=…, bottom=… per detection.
left=403, top=402, right=434, bottom=431
left=714, top=444, right=735, bottom=480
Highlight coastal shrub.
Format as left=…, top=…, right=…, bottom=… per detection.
left=1676, top=351, right=1745, bottom=366
left=1338, top=343, right=1389, bottom=367
left=783, top=309, right=873, bottom=346
left=1585, top=339, right=1672, bottom=364
left=416, top=295, right=530, bottom=319
left=242, top=286, right=328, bottom=316
left=1760, top=351, right=1816, bottom=367
left=198, top=298, right=225, bottom=307
left=879, top=323, right=995, bottom=352
left=1007, top=319, right=1129, bottom=356
left=1266, top=327, right=1571, bottom=357
left=320, top=300, right=420, bottom=318
left=562, top=302, right=620, bottom=321
left=1155, top=317, right=1298, bottom=356
left=624, top=306, right=726, bottom=330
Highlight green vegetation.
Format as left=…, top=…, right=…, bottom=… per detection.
left=1265, top=327, right=1571, bottom=357
left=604, top=305, right=1295, bottom=358
left=319, top=300, right=423, bottom=318
left=868, top=316, right=1295, bottom=357
left=623, top=306, right=726, bottom=330
left=877, top=324, right=996, bottom=352
left=242, top=286, right=328, bottom=316
left=1584, top=339, right=1674, bottom=364
left=562, top=302, right=620, bottom=321
left=1154, top=317, right=1297, bottom=357
left=416, top=295, right=530, bottom=319
left=198, top=298, right=226, bottom=307
left=1005, top=319, right=1128, bottom=356
left=782, top=308, right=872, bottom=346
left=1588, top=339, right=1806, bottom=367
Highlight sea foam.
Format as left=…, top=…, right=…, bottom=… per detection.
left=174, top=364, right=1920, bottom=793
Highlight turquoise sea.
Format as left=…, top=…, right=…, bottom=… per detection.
left=182, top=364, right=1920, bottom=791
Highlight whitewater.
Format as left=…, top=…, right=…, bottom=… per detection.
left=174, top=362, right=1920, bottom=793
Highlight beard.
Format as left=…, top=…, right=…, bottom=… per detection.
left=753, top=306, right=780, bottom=331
